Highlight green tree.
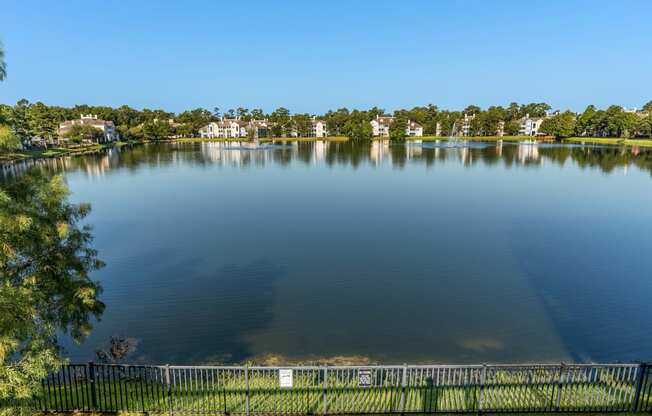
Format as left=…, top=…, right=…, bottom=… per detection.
left=0, top=125, right=20, bottom=152
left=539, top=111, right=577, bottom=138
left=176, top=108, right=214, bottom=136
left=642, top=100, right=652, bottom=113
left=324, top=108, right=350, bottom=136
left=269, top=107, right=292, bottom=137
left=142, top=120, right=173, bottom=140
left=389, top=115, right=407, bottom=141
left=504, top=120, right=520, bottom=136
left=11, top=99, right=31, bottom=142
left=65, top=124, right=104, bottom=143
left=26, top=102, right=57, bottom=142
left=341, top=110, right=372, bottom=141
left=0, top=171, right=104, bottom=414
left=293, top=114, right=312, bottom=137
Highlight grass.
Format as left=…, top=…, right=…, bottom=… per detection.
left=413, top=135, right=545, bottom=142
left=173, top=136, right=350, bottom=143
left=0, top=140, right=140, bottom=163
left=37, top=372, right=651, bottom=415
left=562, top=137, right=652, bottom=147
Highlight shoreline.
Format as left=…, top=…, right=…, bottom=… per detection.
left=2, top=135, right=651, bottom=165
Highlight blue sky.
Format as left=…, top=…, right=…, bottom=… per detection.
left=1, top=0, right=651, bottom=114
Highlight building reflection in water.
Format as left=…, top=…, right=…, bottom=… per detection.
left=2, top=140, right=652, bottom=182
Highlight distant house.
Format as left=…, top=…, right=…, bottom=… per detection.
left=199, top=118, right=248, bottom=138
left=371, top=115, right=423, bottom=137
left=459, top=113, right=475, bottom=136
left=310, top=118, right=329, bottom=137
left=370, top=115, right=394, bottom=137
left=519, top=113, right=545, bottom=136
left=406, top=120, right=423, bottom=137
left=199, top=118, right=273, bottom=139
left=58, top=114, right=119, bottom=143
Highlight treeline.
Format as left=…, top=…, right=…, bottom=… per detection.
left=1, top=99, right=651, bottom=151
left=540, top=105, right=652, bottom=138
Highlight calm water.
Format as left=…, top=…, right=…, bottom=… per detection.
left=4, top=141, right=652, bottom=365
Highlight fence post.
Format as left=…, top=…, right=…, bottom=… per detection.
left=88, top=361, right=97, bottom=410
left=165, top=364, right=172, bottom=416
left=322, top=366, right=328, bottom=415
left=556, top=362, right=565, bottom=411
left=633, top=363, right=647, bottom=412
left=478, top=364, right=486, bottom=413
left=400, top=364, right=407, bottom=414
left=245, top=365, right=250, bottom=416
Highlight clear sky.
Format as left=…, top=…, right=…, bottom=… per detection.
left=1, top=0, right=651, bottom=114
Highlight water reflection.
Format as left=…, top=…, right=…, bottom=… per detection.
left=3, top=141, right=652, bottom=181
left=3, top=140, right=651, bottom=365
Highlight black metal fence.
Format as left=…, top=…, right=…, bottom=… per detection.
left=39, top=362, right=652, bottom=414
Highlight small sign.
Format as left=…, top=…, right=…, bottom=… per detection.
left=359, top=369, right=372, bottom=387
left=279, top=369, right=293, bottom=388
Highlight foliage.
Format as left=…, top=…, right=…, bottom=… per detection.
left=0, top=170, right=104, bottom=413
left=341, top=110, right=373, bottom=141
left=65, top=124, right=105, bottom=143
left=642, top=100, right=652, bottom=113
left=388, top=115, right=407, bottom=141
left=539, top=111, right=577, bottom=138
left=0, top=125, right=20, bottom=152
left=141, top=120, right=173, bottom=140
left=176, top=108, right=215, bottom=136
left=293, top=114, right=312, bottom=137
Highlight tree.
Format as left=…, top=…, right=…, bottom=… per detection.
left=642, top=100, right=652, bottom=113
left=0, top=125, right=20, bottom=152
left=176, top=108, right=214, bottom=136
left=389, top=115, right=407, bottom=141
left=141, top=120, right=173, bottom=140
left=293, top=114, right=312, bottom=137
left=0, top=41, right=6, bottom=81
left=521, top=103, right=551, bottom=118
left=27, top=102, right=57, bottom=141
left=11, top=99, right=31, bottom=142
left=65, top=124, right=104, bottom=143
left=341, top=110, right=372, bottom=141
left=504, top=120, right=520, bottom=136
left=0, top=171, right=104, bottom=413
left=324, top=108, right=350, bottom=136
left=539, top=111, right=577, bottom=138
left=269, top=107, right=292, bottom=137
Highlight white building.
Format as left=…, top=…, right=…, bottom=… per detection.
left=310, top=118, right=329, bottom=137
left=459, top=113, right=475, bottom=136
left=370, top=115, right=394, bottom=137
left=370, top=115, right=423, bottom=137
left=199, top=119, right=274, bottom=139
left=519, top=113, right=545, bottom=136
left=406, top=120, right=423, bottom=137
left=58, top=114, right=119, bottom=143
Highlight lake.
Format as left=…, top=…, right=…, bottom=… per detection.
left=3, top=140, right=652, bottom=365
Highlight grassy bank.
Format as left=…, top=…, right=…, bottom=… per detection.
left=173, top=136, right=350, bottom=143
left=0, top=140, right=139, bottom=163
left=562, top=137, right=652, bottom=147
left=413, top=136, right=555, bottom=142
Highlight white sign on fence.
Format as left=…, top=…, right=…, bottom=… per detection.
left=279, top=369, right=293, bottom=388
left=358, top=369, right=372, bottom=387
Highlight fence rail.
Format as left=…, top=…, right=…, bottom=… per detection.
left=38, top=362, right=652, bottom=414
